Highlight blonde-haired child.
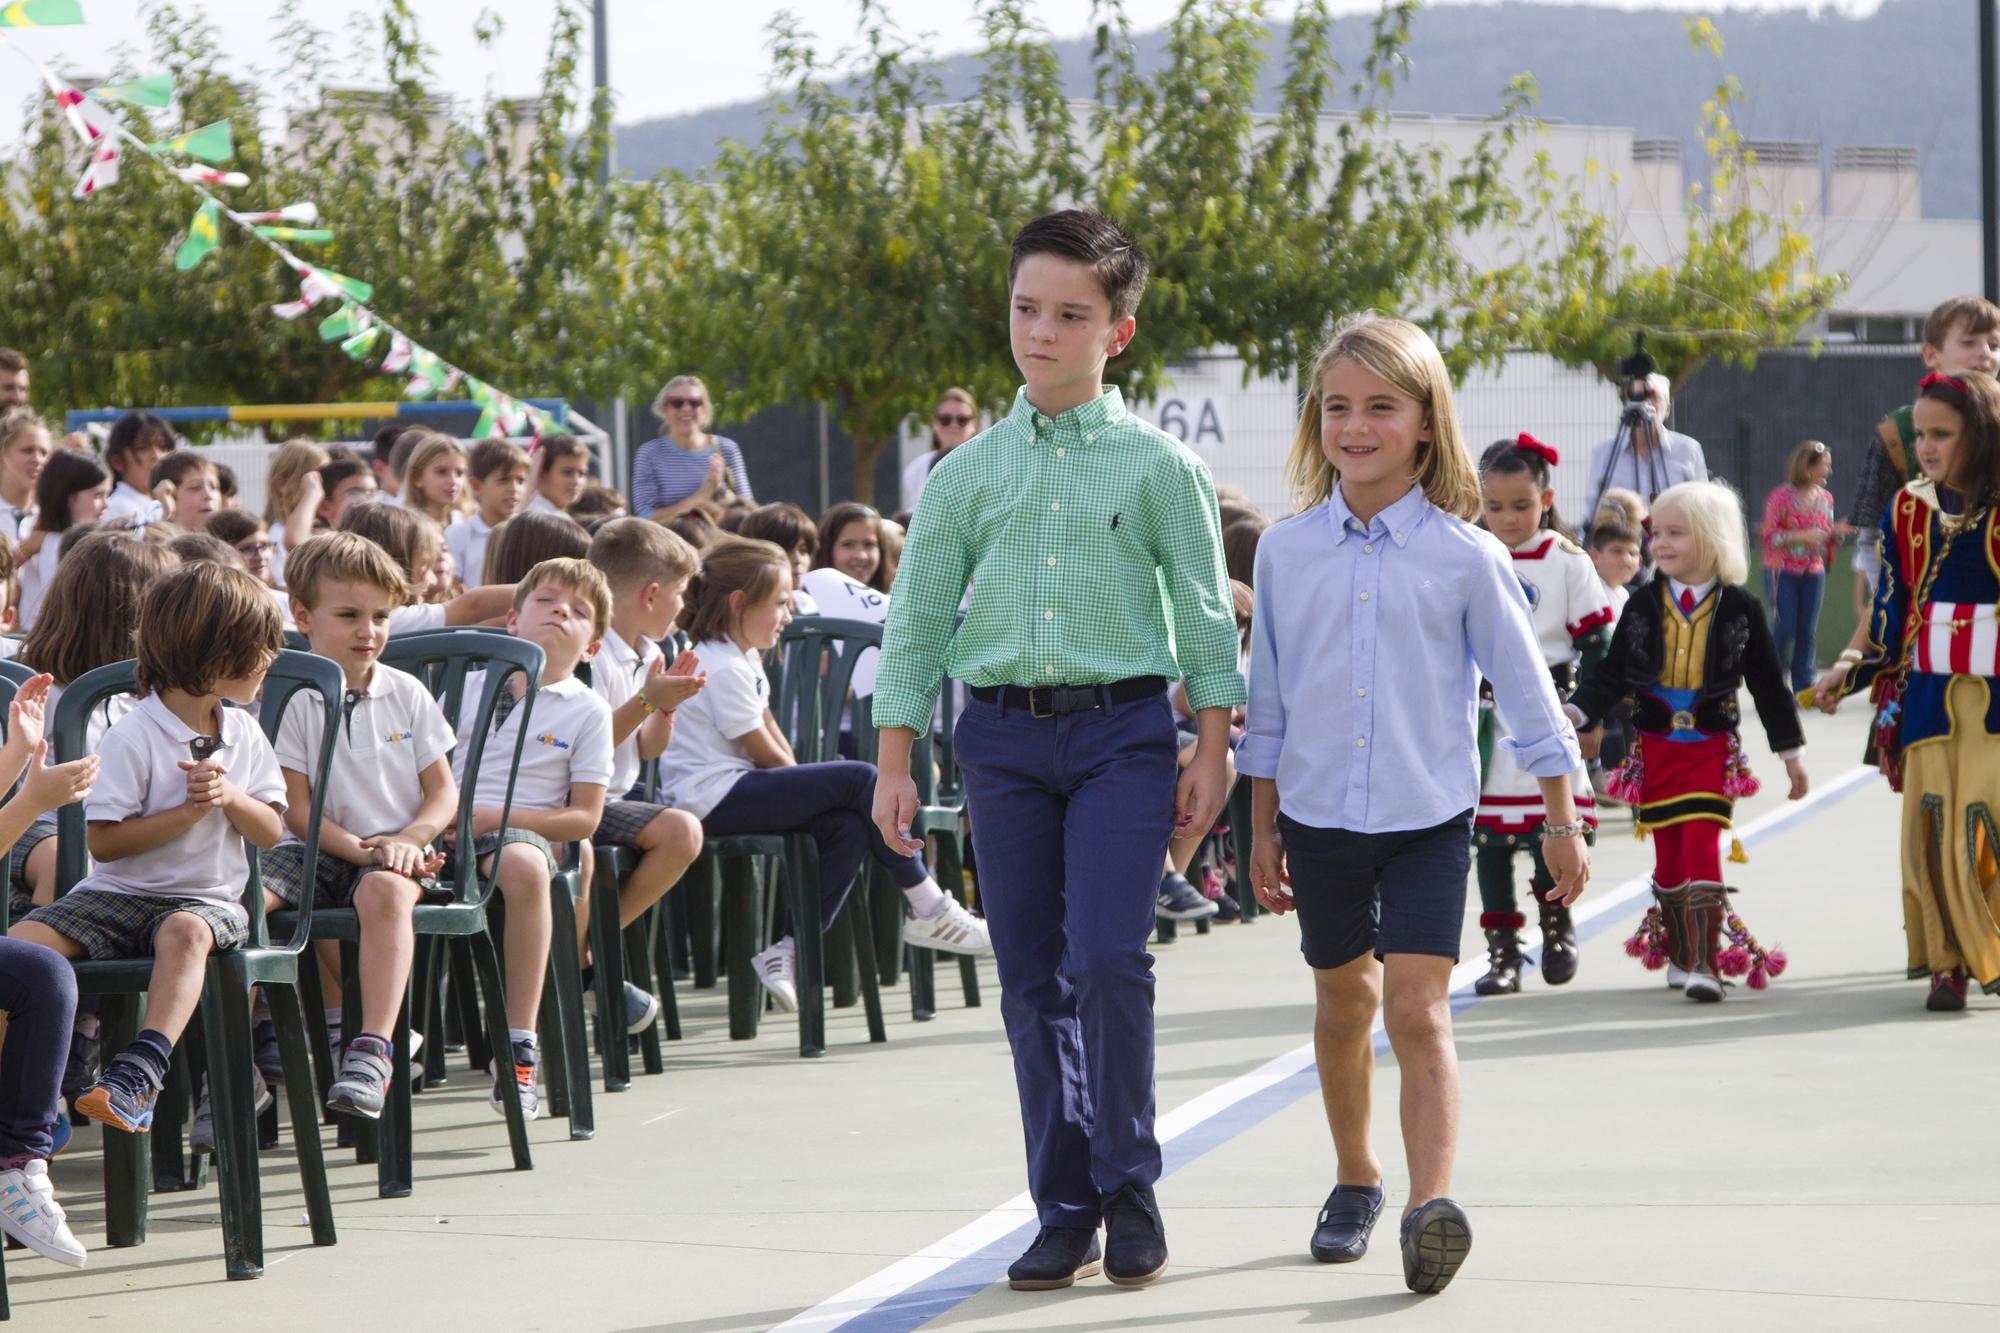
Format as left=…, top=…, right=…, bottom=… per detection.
left=1569, top=480, right=1806, bottom=1003
left=401, top=433, right=470, bottom=530
left=1243, top=314, right=1588, bottom=1292
left=264, top=438, right=330, bottom=588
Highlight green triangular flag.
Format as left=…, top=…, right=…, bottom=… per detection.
left=92, top=75, right=173, bottom=108
left=340, top=325, right=382, bottom=361
left=173, top=199, right=221, bottom=270
left=472, top=407, right=500, bottom=440
left=0, top=1, right=86, bottom=28
left=317, top=304, right=361, bottom=342
left=254, top=226, right=333, bottom=244
left=149, top=120, right=232, bottom=164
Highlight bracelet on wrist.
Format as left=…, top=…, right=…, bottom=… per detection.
left=1540, top=821, right=1588, bottom=841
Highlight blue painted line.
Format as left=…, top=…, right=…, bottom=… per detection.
left=834, top=768, right=1878, bottom=1332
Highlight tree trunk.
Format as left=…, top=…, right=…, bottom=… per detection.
left=851, top=433, right=882, bottom=508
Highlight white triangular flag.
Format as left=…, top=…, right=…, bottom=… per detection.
left=379, top=332, right=413, bottom=374
left=175, top=165, right=250, bottom=188
left=72, top=140, right=120, bottom=198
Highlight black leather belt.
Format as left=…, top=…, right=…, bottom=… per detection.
left=970, top=676, right=1167, bottom=719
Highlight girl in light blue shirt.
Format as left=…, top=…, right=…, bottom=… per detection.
left=1240, top=314, right=1590, bottom=1295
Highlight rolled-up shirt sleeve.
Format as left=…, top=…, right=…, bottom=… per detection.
left=1465, top=541, right=1581, bottom=777
left=1235, top=539, right=1285, bottom=779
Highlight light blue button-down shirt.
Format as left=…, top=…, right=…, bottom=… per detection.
left=1238, top=484, right=1582, bottom=833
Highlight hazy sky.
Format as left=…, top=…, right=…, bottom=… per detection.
left=0, top=0, right=1885, bottom=152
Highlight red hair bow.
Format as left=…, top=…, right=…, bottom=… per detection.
left=1920, top=372, right=1967, bottom=395
left=1515, top=432, right=1559, bottom=466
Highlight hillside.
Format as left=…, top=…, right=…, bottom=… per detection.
left=615, top=0, right=1981, bottom=216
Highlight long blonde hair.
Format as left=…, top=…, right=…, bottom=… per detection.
left=265, top=438, right=330, bottom=526
left=1650, top=481, right=1750, bottom=588
left=1284, top=314, right=1479, bottom=520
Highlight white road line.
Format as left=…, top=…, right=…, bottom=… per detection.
left=641, top=1108, right=684, bottom=1127
left=769, top=765, right=1878, bottom=1333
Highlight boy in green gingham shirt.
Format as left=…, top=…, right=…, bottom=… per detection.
left=873, top=210, right=1243, bottom=1291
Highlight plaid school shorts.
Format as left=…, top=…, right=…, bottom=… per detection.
left=463, top=828, right=558, bottom=878
left=594, top=799, right=670, bottom=849
left=20, top=890, right=247, bottom=960
left=8, top=814, right=56, bottom=897
left=261, top=843, right=372, bottom=908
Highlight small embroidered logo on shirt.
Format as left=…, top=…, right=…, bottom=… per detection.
left=536, top=732, right=572, bottom=750
left=382, top=729, right=414, bottom=745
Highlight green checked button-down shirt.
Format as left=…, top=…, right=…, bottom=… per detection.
left=875, top=386, right=1247, bottom=732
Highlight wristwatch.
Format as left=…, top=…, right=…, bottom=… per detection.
left=1539, top=821, right=1588, bottom=841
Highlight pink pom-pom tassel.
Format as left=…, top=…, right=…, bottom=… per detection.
left=1722, top=774, right=1761, bottom=798
left=1716, top=947, right=1750, bottom=977
left=1746, top=965, right=1769, bottom=990
left=1642, top=948, right=1668, bottom=971
left=1764, top=949, right=1787, bottom=978
left=1624, top=934, right=1647, bottom=958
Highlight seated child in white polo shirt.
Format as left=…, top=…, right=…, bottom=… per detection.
left=14, top=562, right=289, bottom=1134
left=336, top=501, right=513, bottom=636
left=263, top=533, right=458, bottom=1119
left=448, top=441, right=532, bottom=590
left=451, top=557, right=615, bottom=1120
left=581, top=520, right=707, bottom=1033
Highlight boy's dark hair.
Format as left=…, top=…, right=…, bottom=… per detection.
left=167, top=531, right=245, bottom=569
left=105, top=410, right=174, bottom=471
left=151, top=451, right=216, bottom=491
left=1008, top=209, right=1150, bottom=321
left=483, top=510, right=588, bottom=586
left=372, top=422, right=424, bottom=466
left=539, top=434, right=589, bottom=468
left=1920, top=373, right=2000, bottom=510
left=337, top=499, right=440, bottom=590
left=1590, top=518, right=1643, bottom=551
left=135, top=561, right=284, bottom=697
left=32, top=449, right=109, bottom=537
left=21, top=532, right=180, bottom=685
left=1924, top=296, right=2000, bottom=349
left=1478, top=437, right=1569, bottom=539
left=318, top=456, right=372, bottom=499
left=0, top=348, right=24, bottom=373
left=284, top=530, right=410, bottom=610
left=679, top=538, right=790, bottom=645
left=588, top=516, right=700, bottom=596
left=468, top=438, right=531, bottom=484
left=214, top=461, right=238, bottom=500
left=206, top=510, right=266, bottom=547
left=569, top=482, right=627, bottom=523
left=735, top=502, right=818, bottom=561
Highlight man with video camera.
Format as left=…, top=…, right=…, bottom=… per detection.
left=1582, top=341, right=1709, bottom=534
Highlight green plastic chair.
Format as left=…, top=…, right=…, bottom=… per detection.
left=50, top=651, right=344, bottom=1280
left=881, top=674, right=982, bottom=1020
left=586, top=754, right=678, bottom=1090
left=269, top=631, right=548, bottom=1193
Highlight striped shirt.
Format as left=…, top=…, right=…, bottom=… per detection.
left=630, top=435, right=753, bottom=516
left=875, top=386, right=1245, bottom=732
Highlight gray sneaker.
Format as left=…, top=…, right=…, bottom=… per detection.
left=326, top=1036, right=394, bottom=1119
left=595, top=980, right=662, bottom=1036
left=189, top=1065, right=275, bottom=1154
left=1156, top=873, right=1219, bottom=922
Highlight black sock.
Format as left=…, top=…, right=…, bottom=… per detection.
left=115, top=1028, right=175, bottom=1090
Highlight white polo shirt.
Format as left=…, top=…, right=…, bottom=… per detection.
left=446, top=513, right=497, bottom=589
left=526, top=493, right=564, bottom=517
left=274, top=663, right=455, bottom=840
left=75, top=693, right=287, bottom=921
left=101, top=480, right=158, bottom=525
left=797, top=569, right=885, bottom=697
left=589, top=627, right=663, bottom=798
left=453, top=672, right=613, bottom=813
left=656, top=637, right=766, bottom=820
left=387, top=602, right=447, bottom=637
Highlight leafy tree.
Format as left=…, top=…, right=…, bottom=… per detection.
left=649, top=0, right=1544, bottom=503
left=0, top=0, right=640, bottom=428
left=1507, top=16, right=1841, bottom=387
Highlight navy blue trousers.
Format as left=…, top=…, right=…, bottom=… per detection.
left=0, top=936, right=78, bottom=1162
left=954, top=691, right=1180, bottom=1227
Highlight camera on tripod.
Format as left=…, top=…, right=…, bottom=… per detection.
left=1619, top=334, right=1658, bottom=421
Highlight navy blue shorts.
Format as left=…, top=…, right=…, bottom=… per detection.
left=1279, top=810, right=1473, bottom=969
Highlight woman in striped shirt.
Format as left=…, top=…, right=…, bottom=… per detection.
left=632, top=375, right=754, bottom=523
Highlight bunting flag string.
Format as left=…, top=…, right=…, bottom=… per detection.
left=4, top=12, right=558, bottom=440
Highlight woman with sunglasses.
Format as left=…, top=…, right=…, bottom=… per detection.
left=1761, top=439, right=1849, bottom=691
left=901, top=388, right=981, bottom=511
left=633, top=375, right=755, bottom=524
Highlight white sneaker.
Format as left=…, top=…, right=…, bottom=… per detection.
left=752, top=941, right=798, bottom=1013
left=1665, top=964, right=1691, bottom=990
left=1684, top=971, right=1724, bottom=1003
left=0, top=1159, right=88, bottom=1266
left=901, top=898, right=992, bottom=956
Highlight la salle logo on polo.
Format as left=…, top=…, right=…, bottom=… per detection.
left=536, top=732, right=572, bottom=750
left=382, top=729, right=414, bottom=745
